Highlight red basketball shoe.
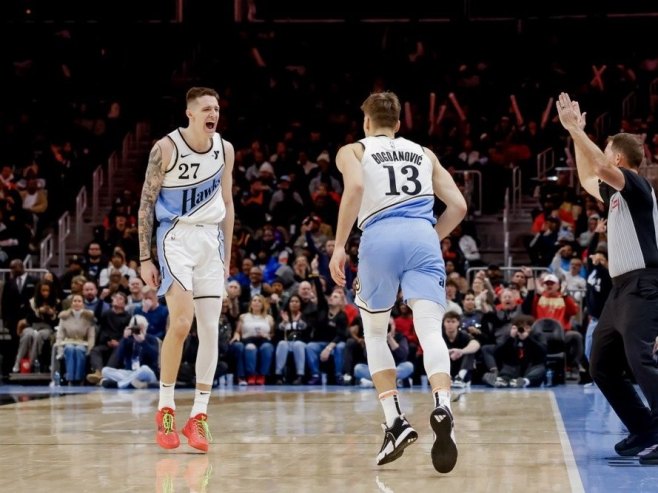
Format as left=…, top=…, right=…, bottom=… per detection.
left=156, top=407, right=180, bottom=450
left=182, top=413, right=212, bottom=452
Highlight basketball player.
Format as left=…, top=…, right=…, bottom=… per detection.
left=329, top=91, right=466, bottom=473
left=556, top=92, right=658, bottom=465
left=139, top=87, right=234, bottom=452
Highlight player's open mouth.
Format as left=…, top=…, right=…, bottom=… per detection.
left=205, top=122, right=215, bottom=129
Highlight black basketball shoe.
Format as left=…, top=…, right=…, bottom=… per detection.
left=376, top=414, right=418, bottom=466
left=430, top=405, right=458, bottom=473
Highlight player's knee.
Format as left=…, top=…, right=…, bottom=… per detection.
left=168, top=315, right=193, bottom=338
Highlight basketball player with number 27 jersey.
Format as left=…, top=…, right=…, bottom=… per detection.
left=138, top=87, right=234, bottom=454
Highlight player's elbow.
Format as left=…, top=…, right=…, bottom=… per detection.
left=451, top=195, right=468, bottom=220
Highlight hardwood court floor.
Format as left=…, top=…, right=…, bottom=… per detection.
left=0, top=387, right=582, bottom=493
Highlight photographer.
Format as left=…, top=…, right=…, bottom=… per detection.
left=488, top=315, right=547, bottom=388
left=100, top=314, right=159, bottom=389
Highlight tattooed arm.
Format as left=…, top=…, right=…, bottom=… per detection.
left=138, top=138, right=171, bottom=288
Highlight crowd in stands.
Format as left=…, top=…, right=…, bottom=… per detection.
left=0, top=206, right=606, bottom=389
left=1, top=19, right=656, bottom=388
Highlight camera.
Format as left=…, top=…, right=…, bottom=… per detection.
left=130, top=326, right=141, bottom=334
left=517, top=325, right=525, bottom=334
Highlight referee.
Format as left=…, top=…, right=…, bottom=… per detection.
left=557, top=92, right=658, bottom=465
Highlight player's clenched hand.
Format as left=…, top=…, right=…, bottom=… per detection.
left=140, top=260, right=160, bottom=289
left=329, top=247, right=348, bottom=287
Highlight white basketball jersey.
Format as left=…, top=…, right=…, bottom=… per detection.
left=155, top=129, right=227, bottom=225
left=357, top=136, right=435, bottom=230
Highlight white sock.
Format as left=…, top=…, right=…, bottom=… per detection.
left=379, top=390, right=402, bottom=427
left=159, top=382, right=176, bottom=411
left=457, top=369, right=467, bottom=380
left=190, top=389, right=211, bottom=417
left=433, top=387, right=451, bottom=409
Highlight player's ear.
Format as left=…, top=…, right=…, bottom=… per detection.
left=394, top=120, right=401, bottom=133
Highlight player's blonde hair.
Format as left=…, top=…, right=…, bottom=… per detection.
left=186, top=86, right=219, bottom=106
left=360, top=91, right=401, bottom=129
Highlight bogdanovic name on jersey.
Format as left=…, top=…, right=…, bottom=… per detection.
left=181, top=177, right=221, bottom=215
left=371, top=151, right=423, bottom=165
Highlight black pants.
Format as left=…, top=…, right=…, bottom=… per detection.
left=500, top=363, right=546, bottom=387
left=590, top=268, right=658, bottom=434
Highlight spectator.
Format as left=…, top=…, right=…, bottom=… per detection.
left=100, top=314, right=159, bottom=389
left=273, top=294, right=310, bottom=384
left=133, top=286, right=169, bottom=340
left=484, top=315, right=547, bottom=388
left=86, top=292, right=132, bottom=384
left=54, top=294, right=95, bottom=385
left=442, top=311, right=481, bottom=388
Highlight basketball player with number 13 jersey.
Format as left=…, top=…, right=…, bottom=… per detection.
left=330, top=91, right=466, bottom=473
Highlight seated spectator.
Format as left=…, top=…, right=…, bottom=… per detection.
left=560, top=257, right=587, bottom=303
left=59, top=256, right=85, bottom=297
left=101, top=270, right=130, bottom=301
left=19, top=176, right=48, bottom=236
left=441, top=236, right=466, bottom=274
left=238, top=265, right=272, bottom=312
left=445, top=279, right=463, bottom=308
left=126, top=277, right=145, bottom=310
left=61, top=274, right=87, bottom=310
left=273, top=294, right=310, bottom=384
left=471, top=271, right=494, bottom=312
left=100, top=314, right=159, bottom=389
left=305, top=286, right=348, bottom=385
left=483, top=315, right=547, bottom=388
left=229, top=295, right=275, bottom=385
left=86, top=292, right=132, bottom=384
left=230, top=257, right=254, bottom=291
left=54, top=294, right=95, bottom=385
left=82, top=280, right=110, bottom=322
left=522, top=271, right=583, bottom=379
left=132, top=286, right=169, bottom=340
left=105, top=212, right=138, bottom=261
left=225, top=280, right=242, bottom=321
left=442, top=311, right=481, bottom=388
left=83, top=241, right=107, bottom=283
left=98, top=248, right=137, bottom=288
left=452, top=222, right=483, bottom=269
left=510, top=269, right=529, bottom=298
left=12, top=280, right=60, bottom=373
left=550, top=243, right=586, bottom=279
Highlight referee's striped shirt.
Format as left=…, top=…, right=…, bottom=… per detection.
left=600, top=168, right=658, bottom=278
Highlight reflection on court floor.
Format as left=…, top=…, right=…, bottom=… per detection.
left=0, top=384, right=655, bottom=492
